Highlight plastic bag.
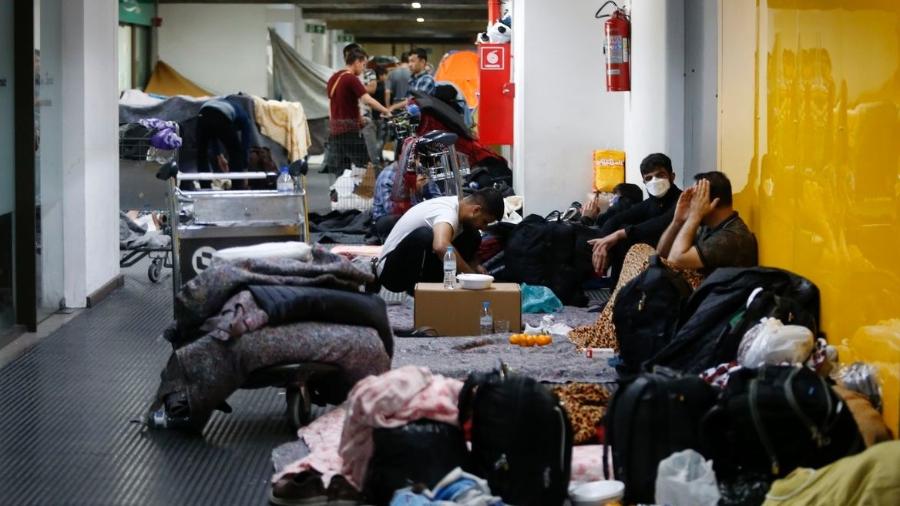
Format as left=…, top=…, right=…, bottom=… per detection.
left=835, top=362, right=883, bottom=412
left=592, top=149, right=626, bottom=192
left=524, top=314, right=572, bottom=336
left=521, top=284, right=563, bottom=314
left=655, top=449, right=720, bottom=506
left=737, top=317, right=814, bottom=368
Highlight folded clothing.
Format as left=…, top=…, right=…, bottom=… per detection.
left=154, top=322, right=391, bottom=427
left=214, top=241, right=312, bottom=263
left=249, top=285, right=393, bottom=357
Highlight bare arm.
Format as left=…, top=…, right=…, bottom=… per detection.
left=385, top=89, right=392, bottom=106
left=432, top=222, right=476, bottom=273
left=657, top=218, right=685, bottom=259
left=666, top=216, right=704, bottom=270
left=388, top=98, right=409, bottom=113
left=361, top=93, right=390, bottom=116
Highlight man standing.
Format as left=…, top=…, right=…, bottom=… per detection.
left=385, top=52, right=411, bottom=106
left=378, top=189, right=504, bottom=294
left=323, top=47, right=390, bottom=175
left=389, top=48, right=435, bottom=112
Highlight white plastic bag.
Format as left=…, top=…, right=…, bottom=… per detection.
left=655, top=449, right=720, bottom=506
left=737, top=317, right=814, bottom=368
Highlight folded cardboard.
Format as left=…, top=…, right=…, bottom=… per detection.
left=414, top=282, right=522, bottom=337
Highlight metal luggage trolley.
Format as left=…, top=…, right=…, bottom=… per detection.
left=162, top=168, right=310, bottom=292
left=118, top=124, right=178, bottom=283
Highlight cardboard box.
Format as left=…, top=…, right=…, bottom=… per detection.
left=414, top=283, right=522, bottom=336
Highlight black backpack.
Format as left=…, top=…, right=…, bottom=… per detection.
left=363, top=419, right=470, bottom=506
left=458, top=368, right=573, bottom=506
left=701, top=365, right=864, bottom=481
left=604, top=369, right=718, bottom=505
left=500, top=214, right=587, bottom=306
left=648, top=267, right=820, bottom=374
left=612, top=256, right=693, bottom=374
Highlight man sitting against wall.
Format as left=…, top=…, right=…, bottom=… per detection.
left=586, top=153, right=683, bottom=284
left=657, top=171, right=758, bottom=272
left=570, top=170, right=759, bottom=350
left=377, top=189, right=504, bottom=294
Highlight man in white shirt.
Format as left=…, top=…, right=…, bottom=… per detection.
left=378, top=188, right=505, bottom=294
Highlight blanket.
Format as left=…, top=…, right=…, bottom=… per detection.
left=170, top=247, right=374, bottom=344
left=154, top=322, right=391, bottom=426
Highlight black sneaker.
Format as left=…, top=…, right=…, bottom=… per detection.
left=270, top=470, right=327, bottom=506
left=326, top=475, right=363, bottom=505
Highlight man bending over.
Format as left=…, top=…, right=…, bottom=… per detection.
left=378, top=189, right=505, bottom=294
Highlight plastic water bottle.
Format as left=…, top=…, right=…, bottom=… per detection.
left=480, top=301, right=494, bottom=335
left=277, top=167, right=293, bottom=192
left=443, top=247, right=457, bottom=289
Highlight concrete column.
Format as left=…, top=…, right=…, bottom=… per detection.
left=622, top=0, right=685, bottom=188
left=512, top=0, right=625, bottom=217
left=61, top=0, right=120, bottom=307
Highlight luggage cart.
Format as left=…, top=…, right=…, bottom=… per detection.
left=163, top=169, right=310, bottom=294
left=119, top=124, right=177, bottom=283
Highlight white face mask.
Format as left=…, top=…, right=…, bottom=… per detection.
left=645, top=177, right=671, bottom=198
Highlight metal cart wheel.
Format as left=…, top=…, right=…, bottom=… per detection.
left=285, top=384, right=312, bottom=430
left=148, top=257, right=164, bottom=283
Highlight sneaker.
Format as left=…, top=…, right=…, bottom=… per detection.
left=270, top=470, right=327, bottom=506
left=326, top=475, right=363, bottom=505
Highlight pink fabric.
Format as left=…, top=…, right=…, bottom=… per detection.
left=339, top=366, right=463, bottom=487
left=274, top=407, right=347, bottom=486
left=571, top=445, right=613, bottom=483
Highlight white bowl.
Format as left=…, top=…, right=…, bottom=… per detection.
left=456, top=273, right=494, bottom=290
left=570, top=480, right=625, bottom=506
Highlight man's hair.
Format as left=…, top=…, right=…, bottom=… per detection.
left=639, top=153, right=673, bottom=176
left=345, top=47, right=368, bottom=66
left=342, top=43, right=362, bottom=59
left=468, top=188, right=505, bottom=221
left=399, top=52, right=410, bottom=63
left=613, top=183, right=644, bottom=204
left=410, top=48, right=428, bottom=61
left=694, top=171, right=733, bottom=207
left=375, top=65, right=387, bottom=79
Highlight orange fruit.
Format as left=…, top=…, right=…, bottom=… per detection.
left=537, top=335, right=552, bottom=346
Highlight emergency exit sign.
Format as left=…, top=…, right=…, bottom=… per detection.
left=305, top=24, right=326, bottom=34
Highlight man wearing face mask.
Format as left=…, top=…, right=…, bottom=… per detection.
left=587, top=153, right=682, bottom=284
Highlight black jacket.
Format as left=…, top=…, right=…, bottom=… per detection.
left=597, top=186, right=682, bottom=247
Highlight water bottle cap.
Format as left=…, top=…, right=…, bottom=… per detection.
left=482, top=301, right=490, bottom=308
left=280, top=166, right=289, bottom=174
left=446, top=246, right=454, bottom=252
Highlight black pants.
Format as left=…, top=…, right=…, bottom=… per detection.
left=196, top=108, right=245, bottom=189
left=379, top=226, right=481, bottom=294
left=372, top=215, right=400, bottom=244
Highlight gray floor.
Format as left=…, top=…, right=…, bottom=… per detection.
left=0, top=261, right=292, bottom=506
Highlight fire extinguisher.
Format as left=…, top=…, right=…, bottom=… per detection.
left=596, top=1, right=630, bottom=92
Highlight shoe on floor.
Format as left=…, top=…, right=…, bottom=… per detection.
left=270, top=470, right=327, bottom=506
left=326, top=475, right=363, bottom=505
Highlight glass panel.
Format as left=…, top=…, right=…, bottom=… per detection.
left=118, top=24, right=133, bottom=92
left=0, top=0, right=15, bottom=331
left=35, top=0, right=65, bottom=320
left=133, top=25, right=150, bottom=90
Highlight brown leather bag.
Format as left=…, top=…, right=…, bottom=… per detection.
left=833, top=385, right=893, bottom=447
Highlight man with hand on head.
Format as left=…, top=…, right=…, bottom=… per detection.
left=657, top=171, right=758, bottom=272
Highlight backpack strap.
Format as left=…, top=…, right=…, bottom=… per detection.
left=329, top=71, right=351, bottom=99
left=783, top=367, right=834, bottom=448
left=749, top=372, right=780, bottom=476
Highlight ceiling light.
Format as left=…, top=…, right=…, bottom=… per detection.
left=411, top=2, right=422, bottom=8
left=416, top=17, right=425, bottom=22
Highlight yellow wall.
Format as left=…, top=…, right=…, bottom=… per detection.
left=719, top=0, right=900, bottom=433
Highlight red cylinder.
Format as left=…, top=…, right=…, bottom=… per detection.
left=604, top=10, right=631, bottom=92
